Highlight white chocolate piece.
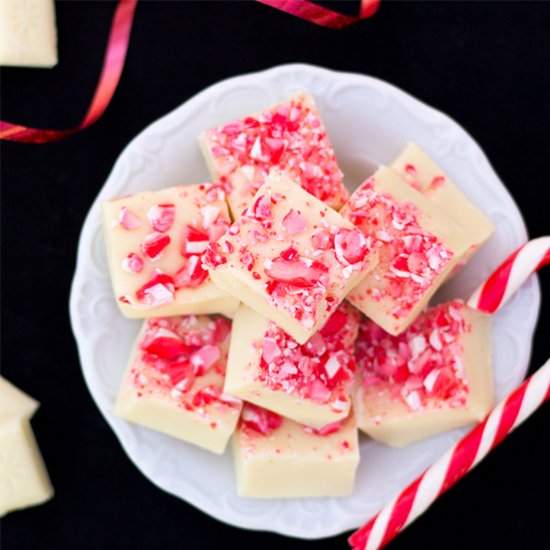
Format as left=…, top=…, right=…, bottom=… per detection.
left=0, top=417, right=53, bottom=517
left=205, top=171, right=376, bottom=344
left=354, top=301, right=493, bottom=447
left=115, top=315, right=242, bottom=454
left=102, top=184, right=239, bottom=318
left=0, top=0, right=57, bottom=68
left=0, top=376, right=39, bottom=422
left=199, top=92, right=348, bottom=219
left=233, top=406, right=359, bottom=498
left=225, top=303, right=359, bottom=427
left=390, top=142, right=494, bottom=262
left=342, top=166, right=471, bottom=335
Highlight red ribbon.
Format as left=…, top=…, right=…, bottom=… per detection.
left=0, top=0, right=138, bottom=143
left=0, top=0, right=378, bottom=144
left=256, top=0, right=380, bottom=29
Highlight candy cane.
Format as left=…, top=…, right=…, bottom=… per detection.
left=349, top=236, right=550, bottom=550
left=467, top=236, right=550, bottom=314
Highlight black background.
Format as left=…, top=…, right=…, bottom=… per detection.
left=2, top=1, right=549, bottom=549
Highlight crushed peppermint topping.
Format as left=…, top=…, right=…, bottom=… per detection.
left=303, top=420, right=343, bottom=436
left=203, top=94, right=348, bottom=213
left=108, top=185, right=231, bottom=309
left=118, top=207, right=142, bottom=230
left=147, top=204, right=175, bottom=233
left=121, top=253, right=144, bottom=274
left=140, top=232, right=171, bottom=261
left=356, top=300, right=470, bottom=410
left=282, top=209, right=308, bottom=234
left=136, top=270, right=175, bottom=307
left=255, top=303, right=359, bottom=406
left=206, top=182, right=375, bottom=330
left=344, top=176, right=453, bottom=319
left=182, top=225, right=210, bottom=256
left=264, top=256, right=328, bottom=288
left=239, top=403, right=283, bottom=436
left=333, top=228, right=369, bottom=266
left=402, top=163, right=423, bottom=191
left=129, top=316, right=240, bottom=413
left=174, top=255, right=209, bottom=289
left=399, top=163, right=447, bottom=193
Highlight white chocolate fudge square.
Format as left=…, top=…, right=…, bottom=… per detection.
left=390, top=142, right=494, bottom=261
left=233, top=404, right=359, bottom=498
left=225, top=303, right=360, bottom=427
left=0, top=417, right=54, bottom=517
left=199, top=92, right=348, bottom=218
left=115, top=315, right=242, bottom=454
left=341, top=166, right=470, bottom=335
left=204, top=171, right=376, bottom=344
left=0, top=0, right=57, bottom=68
left=0, top=376, right=39, bottom=421
left=354, top=300, right=493, bottom=447
left=102, top=184, right=239, bottom=318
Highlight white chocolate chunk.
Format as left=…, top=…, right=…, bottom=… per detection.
left=0, top=417, right=53, bottom=517
left=199, top=92, right=348, bottom=219
left=233, top=406, right=359, bottom=498
left=354, top=302, right=493, bottom=447
left=390, top=142, right=494, bottom=262
left=0, top=376, right=39, bottom=422
left=205, top=171, right=377, bottom=344
left=102, top=184, right=239, bottom=319
left=0, top=0, right=57, bottom=68
left=342, top=166, right=471, bottom=336
left=225, top=303, right=359, bottom=427
left=115, top=315, right=242, bottom=454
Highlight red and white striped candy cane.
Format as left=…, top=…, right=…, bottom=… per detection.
left=349, top=236, right=550, bottom=550
left=467, top=236, right=550, bottom=313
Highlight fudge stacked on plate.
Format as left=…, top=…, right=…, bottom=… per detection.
left=103, top=93, right=494, bottom=498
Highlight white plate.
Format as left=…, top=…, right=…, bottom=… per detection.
left=69, top=63, right=540, bottom=539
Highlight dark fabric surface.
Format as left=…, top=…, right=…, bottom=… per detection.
left=1, top=1, right=549, bottom=548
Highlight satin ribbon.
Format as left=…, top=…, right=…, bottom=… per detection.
left=0, top=0, right=378, bottom=144
left=257, top=0, right=380, bottom=29
left=0, top=0, right=138, bottom=143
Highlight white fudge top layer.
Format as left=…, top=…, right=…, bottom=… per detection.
left=103, top=183, right=230, bottom=311
left=200, top=92, right=348, bottom=216
left=204, top=172, right=375, bottom=333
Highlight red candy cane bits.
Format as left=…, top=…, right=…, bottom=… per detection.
left=358, top=301, right=469, bottom=409
left=256, top=304, right=359, bottom=409
left=102, top=184, right=238, bottom=318
left=115, top=315, right=242, bottom=454
left=200, top=92, right=349, bottom=218
left=225, top=301, right=360, bottom=427
left=353, top=300, right=493, bottom=447
left=240, top=403, right=283, bottom=437
left=341, top=166, right=470, bottom=336
left=205, top=172, right=376, bottom=344
left=389, top=143, right=495, bottom=268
